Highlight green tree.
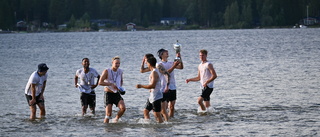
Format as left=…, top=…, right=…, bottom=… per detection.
left=240, top=0, right=253, bottom=28
left=0, top=0, right=15, bottom=30
left=20, top=0, right=34, bottom=22
left=150, top=0, right=161, bottom=23
left=224, top=1, right=240, bottom=28
left=49, top=0, right=67, bottom=26
left=84, top=0, right=99, bottom=19
left=162, top=0, right=171, bottom=17
left=67, top=14, right=76, bottom=28
left=111, top=0, right=128, bottom=23
left=99, top=0, right=113, bottom=19
left=274, top=8, right=285, bottom=26
left=260, top=0, right=273, bottom=26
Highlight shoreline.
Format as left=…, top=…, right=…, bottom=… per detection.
left=1, top=25, right=319, bottom=34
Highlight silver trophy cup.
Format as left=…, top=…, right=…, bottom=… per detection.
left=173, top=41, right=182, bottom=61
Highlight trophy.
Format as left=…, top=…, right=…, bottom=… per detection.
left=173, top=40, right=182, bottom=61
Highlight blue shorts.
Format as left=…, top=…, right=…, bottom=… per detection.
left=201, top=86, right=213, bottom=101
left=80, top=92, right=96, bottom=108
left=104, top=92, right=123, bottom=107
left=163, top=89, right=176, bottom=102
left=145, top=99, right=162, bottom=112
left=25, top=94, right=44, bottom=106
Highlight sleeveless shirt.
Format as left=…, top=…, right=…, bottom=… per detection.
left=199, top=62, right=214, bottom=89
left=104, top=68, right=123, bottom=93
left=149, top=68, right=163, bottom=103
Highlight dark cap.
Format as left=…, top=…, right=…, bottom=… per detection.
left=157, top=48, right=168, bottom=59
left=38, top=63, right=49, bottom=72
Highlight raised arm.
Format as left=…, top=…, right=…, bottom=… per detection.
left=140, top=55, right=151, bottom=73
left=175, top=52, right=183, bottom=69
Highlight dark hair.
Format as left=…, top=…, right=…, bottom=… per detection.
left=82, top=58, right=89, bottom=61
left=147, top=57, right=157, bottom=67
left=145, top=53, right=154, bottom=59
left=199, top=49, right=208, bottom=55
left=157, top=48, right=168, bottom=59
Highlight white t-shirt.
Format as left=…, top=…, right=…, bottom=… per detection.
left=76, top=68, right=99, bottom=93
left=149, top=68, right=163, bottom=103
left=25, top=71, right=48, bottom=96
left=104, top=68, right=123, bottom=93
left=158, top=61, right=176, bottom=90
left=199, top=62, right=214, bottom=89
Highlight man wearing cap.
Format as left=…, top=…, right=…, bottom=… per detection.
left=25, top=63, right=49, bottom=120
left=157, top=48, right=184, bottom=118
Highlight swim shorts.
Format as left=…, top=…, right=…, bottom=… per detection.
left=25, top=94, right=44, bottom=106
left=201, top=86, right=213, bottom=101
left=163, top=89, right=176, bottom=102
left=145, top=99, right=162, bottom=112
left=104, top=92, right=123, bottom=107
left=80, top=92, right=96, bottom=108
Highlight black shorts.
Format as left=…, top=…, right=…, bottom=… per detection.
left=163, top=89, right=176, bottom=102
left=145, top=99, right=162, bottom=112
left=201, top=86, right=213, bottom=101
left=80, top=92, right=96, bottom=108
left=104, top=92, right=123, bottom=107
left=25, top=94, right=44, bottom=106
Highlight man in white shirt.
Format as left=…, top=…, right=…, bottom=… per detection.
left=136, top=57, right=164, bottom=123
left=99, top=56, right=126, bottom=123
left=25, top=63, right=49, bottom=120
left=75, top=58, right=100, bottom=116
left=157, top=48, right=184, bottom=118
left=186, top=49, right=217, bottom=112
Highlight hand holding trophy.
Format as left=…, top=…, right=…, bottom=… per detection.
left=173, top=40, right=182, bottom=61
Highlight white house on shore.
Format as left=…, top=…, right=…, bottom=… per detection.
left=126, top=22, right=136, bottom=31
left=160, top=17, right=187, bottom=26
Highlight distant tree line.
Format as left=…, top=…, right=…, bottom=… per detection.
left=0, top=0, right=319, bottom=30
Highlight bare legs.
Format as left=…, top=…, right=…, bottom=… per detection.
left=197, top=97, right=210, bottom=111
left=168, top=100, right=175, bottom=117
left=145, top=109, right=163, bottom=123
left=29, top=103, right=45, bottom=120
left=161, top=101, right=169, bottom=121
left=104, top=100, right=126, bottom=123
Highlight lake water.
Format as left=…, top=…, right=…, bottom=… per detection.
left=0, top=28, right=319, bottom=136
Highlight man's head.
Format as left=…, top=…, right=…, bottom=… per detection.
left=37, top=63, right=49, bottom=76
left=112, top=56, right=121, bottom=69
left=199, top=49, right=208, bottom=61
left=145, top=53, right=154, bottom=59
left=157, top=49, right=168, bottom=60
left=147, top=57, right=157, bottom=67
left=144, top=53, right=154, bottom=63
left=82, top=58, right=90, bottom=68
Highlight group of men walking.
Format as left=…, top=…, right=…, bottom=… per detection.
left=24, top=48, right=217, bottom=123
